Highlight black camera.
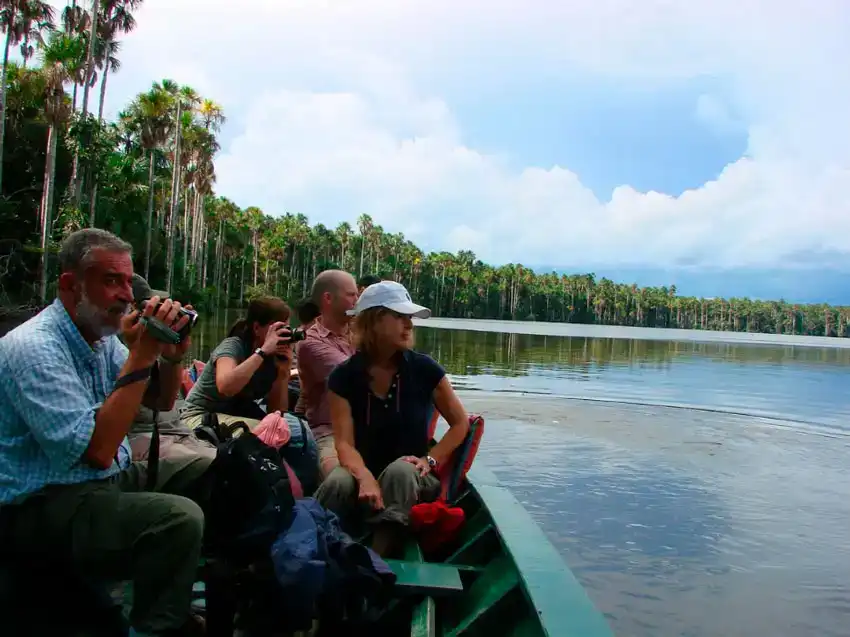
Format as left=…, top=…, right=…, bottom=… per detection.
left=278, top=327, right=307, bottom=343
left=138, top=298, right=199, bottom=344
left=273, top=327, right=305, bottom=361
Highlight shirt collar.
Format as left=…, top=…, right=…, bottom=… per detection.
left=350, top=349, right=413, bottom=374
left=309, top=316, right=350, bottom=340
left=50, top=298, right=103, bottom=363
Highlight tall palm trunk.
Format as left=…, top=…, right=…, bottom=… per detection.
left=74, top=0, right=100, bottom=213
left=239, top=254, right=246, bottom=305
left=96, top=60, right=109, bottom=120
left=182, top=188, right=192, bottom=273
left=39, top=122, right=59, bottom=302
left=0, top=12, right=17, bottom=195
left=165, top=99, right=182, bottom=291
left=143, top=148, right=155, bottom=278
left=87, top=60, right=111, bottom=224
left=252, top=231, right=258, bottom=285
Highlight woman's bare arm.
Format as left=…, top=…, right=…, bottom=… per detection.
left=428, top=377, right=470, bottom=465
left=266, top=358, right=291, bottom=413
left=214, top=354, right=265, bottom=397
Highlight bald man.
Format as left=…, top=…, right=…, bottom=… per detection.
left=295, top=270, right=358, bottom=478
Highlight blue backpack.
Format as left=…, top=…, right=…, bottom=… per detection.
left=277, top=413, right=320, bottom=496
left=270, top=498, right=396, bottom=631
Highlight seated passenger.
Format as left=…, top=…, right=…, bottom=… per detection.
left=357, top=273, right=381, bottom=295
left=296, top=270, right=358, bottom=477
left=181, top=297, right=294, bottom=431
left=291, top=296, right=320, bottom=417
left=0, top=229, right=205, bottom=636
left=128, top=275, right=216, bottom=475
left=315, top=281, right=470, bottom=556
left=295, top=296, right=320, bottom=331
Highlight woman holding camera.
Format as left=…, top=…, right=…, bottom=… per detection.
left=181, top=297, right=295, bottom=431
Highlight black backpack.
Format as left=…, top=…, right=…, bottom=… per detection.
left=196, top=417, right=296, bottom=559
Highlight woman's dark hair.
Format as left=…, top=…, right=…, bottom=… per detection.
left=228, top=296, right=291, bottom=343
left=357, top=273, right=381, bottom=289
left=295, top=297, right=320, bottom=326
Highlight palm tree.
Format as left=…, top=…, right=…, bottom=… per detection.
left=18, top=0, right=53, bottom=68
left=163, top=84, right=199, bottom=292
left=84, top=0, right=138, bottom=224
left=37, top=32, right=78, bottom=301
left=93, top=0, right=137, bottom=115
left=67, top=0, right=100, bottom=208
left=122, top=84, right=173, bottom=278
left=0, top=0, right=54, bottom=193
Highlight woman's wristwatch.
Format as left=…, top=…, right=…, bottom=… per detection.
left=426, top=455, right=438, bottom=469
left=254, top=347, right=270, bottom=360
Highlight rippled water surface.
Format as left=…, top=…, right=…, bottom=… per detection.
left=195, top=316, right=850, bottom=637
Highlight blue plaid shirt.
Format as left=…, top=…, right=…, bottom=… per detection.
left=0, top=299, right=131, bottom=505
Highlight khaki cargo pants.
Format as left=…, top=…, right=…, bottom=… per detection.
left=316, top=458, right=440, bottom=527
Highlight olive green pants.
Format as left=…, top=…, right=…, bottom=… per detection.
left=181, top=411, right=262, bottom=433
left=2, top=459, right=210, bottom=634
left=315, top=458, right=440, bottom=527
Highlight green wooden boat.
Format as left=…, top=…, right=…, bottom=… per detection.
left=378, top=460, right=614, bottom=637
left=184, top=457, right=613, bottom=637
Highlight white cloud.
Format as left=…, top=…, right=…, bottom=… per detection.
left=68, top=0, right=850, bottom=268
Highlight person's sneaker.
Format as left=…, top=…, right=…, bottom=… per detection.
left=130, top=613, right=206, bottom=636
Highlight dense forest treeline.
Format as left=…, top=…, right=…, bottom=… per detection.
left=1, top=0, right=848, bottom=338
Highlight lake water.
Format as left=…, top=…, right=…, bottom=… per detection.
left=192, top=314, right=850, bottom=637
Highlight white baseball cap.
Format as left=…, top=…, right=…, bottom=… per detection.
left=347, top=280, right=431, bottom=318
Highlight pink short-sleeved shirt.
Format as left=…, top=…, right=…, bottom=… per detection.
left=295, top=319, right=356, bottom=437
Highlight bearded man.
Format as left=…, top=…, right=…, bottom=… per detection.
left=0, top=228, right=205, bottom=636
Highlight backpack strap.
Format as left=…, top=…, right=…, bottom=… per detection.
left=111, top=366, right=159, bottom=490
left=195, top=412, right=223, bottom=446
left=296, top=417, right=308, bottom=454
left=224, top=421, right=251, bottom=438
left=146, top=411, right=160, bottom=492
left=194, top=424, right=221, bottom=447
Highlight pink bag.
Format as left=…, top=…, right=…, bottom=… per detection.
left=254, top=410, right=291, bottom=448
left=254, top=411, right=303, bottom=499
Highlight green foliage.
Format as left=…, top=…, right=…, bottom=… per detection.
left=0, top=9, right=848, bottom=340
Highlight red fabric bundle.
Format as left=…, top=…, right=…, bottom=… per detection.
left=409, top=499, right=466, bottom=554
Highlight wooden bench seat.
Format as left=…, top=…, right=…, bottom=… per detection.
left=385, top=559, right=464, bottom=597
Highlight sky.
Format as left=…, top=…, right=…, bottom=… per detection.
left=45, top=0, right=850, bottom=299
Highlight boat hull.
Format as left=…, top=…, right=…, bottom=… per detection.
left=384, top=460, right=614, bottom=637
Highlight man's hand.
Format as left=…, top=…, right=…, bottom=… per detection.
left=121, top=296, right=184, bottom=367
left=161, top=303, right=195, bottom=362
left=357, top=473, right=384, bottom=510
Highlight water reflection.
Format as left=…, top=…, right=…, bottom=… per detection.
left=415, top=327, right=850, bottom=431
left=417, top=327, right=850, bottom=376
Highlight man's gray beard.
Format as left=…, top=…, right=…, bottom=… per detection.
left=76, top=291, right=124, bottom=339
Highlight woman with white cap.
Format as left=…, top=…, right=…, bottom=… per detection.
left=314, top=281, right=470, bottom=556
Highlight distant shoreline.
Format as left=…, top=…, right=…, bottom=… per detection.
left=414, top=316, right=850, bottom=350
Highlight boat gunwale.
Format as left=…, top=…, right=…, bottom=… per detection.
left=464, top=461, right=614, bottom=637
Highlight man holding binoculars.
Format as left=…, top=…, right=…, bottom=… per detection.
left=0, top=228, right=205, bottom=636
